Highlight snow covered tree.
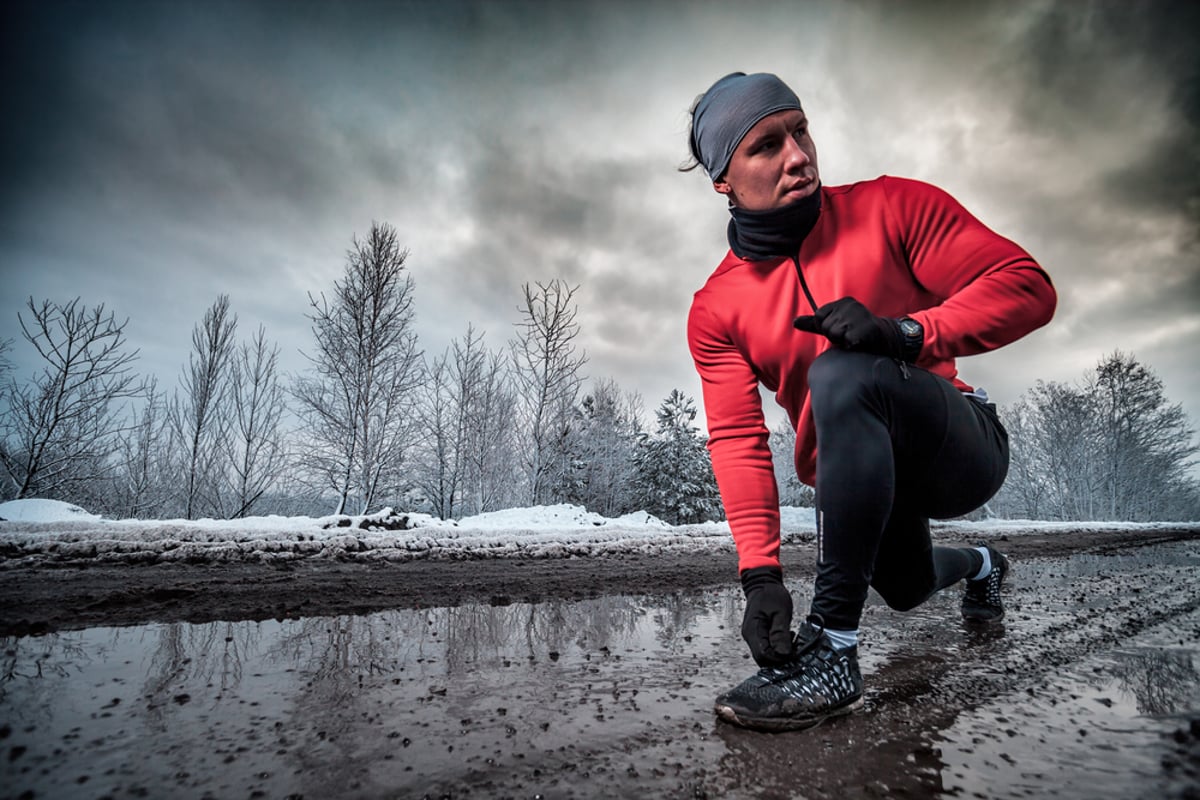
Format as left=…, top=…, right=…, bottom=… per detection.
left=224, top=325, right=287, bottom=518
left=510, top=280, right=587, bottom=506
left=0, top=297, right=141, bottom=501
left=768, top=416, right=815, bottom=508
left=1005, top=380, right=1098, bottom=520
left=168, top=295, right=237, bottom=519
left=415, top=346, right=459, bottom=519
left=634, top=389, right=722, bottom=525
left=992, top=395, right=1052, bottom=520
left=569, top=378, right=643, bottom=517
left=108, top=380, right=171, bottom=519
left=292, top=222, right=423, bottom=515
left=995, top=351, right=1199, bottom=521
left=1090, top=352, right=1198, bottom=520
left=459, top=335, right=519, bottom=515
left=416, top=326, right=520, bottom=519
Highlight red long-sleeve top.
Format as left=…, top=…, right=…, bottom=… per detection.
left=687, top=176, right=1057, bottom=573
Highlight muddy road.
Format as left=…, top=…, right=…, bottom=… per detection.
left=2, top=528, right=1198, bottom=799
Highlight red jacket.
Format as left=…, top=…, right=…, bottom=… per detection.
left=687, top=176, right=1056, bottom=573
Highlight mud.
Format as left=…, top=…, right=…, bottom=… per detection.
left=1, top=528, right=1198, bottom=799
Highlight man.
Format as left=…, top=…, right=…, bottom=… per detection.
left=684, top=72, right=1056, bottom=731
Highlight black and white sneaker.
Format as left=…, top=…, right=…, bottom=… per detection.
left=714, top=620, right=864, bottom=732
left=962, top=545, right=1009, bottom=623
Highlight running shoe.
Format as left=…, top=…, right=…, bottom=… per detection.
left=714, top=619, right=863, bottom=731
left=961, top=545, right=1009, bottom=623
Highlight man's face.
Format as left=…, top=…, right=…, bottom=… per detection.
left=713, top=109, right=819, bottom=212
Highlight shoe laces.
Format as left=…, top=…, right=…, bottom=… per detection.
left=750, top=616, right=829, bottom=683
left=793, top=614, right=827, bottom=654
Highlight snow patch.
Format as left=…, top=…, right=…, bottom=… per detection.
left=0, top=499, right=102, bottom=523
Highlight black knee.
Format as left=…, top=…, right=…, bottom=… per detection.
left=872, top=580, right=933, bottom=613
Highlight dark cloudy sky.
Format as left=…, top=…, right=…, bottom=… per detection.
left=3, top=0, right=1198, bottom=436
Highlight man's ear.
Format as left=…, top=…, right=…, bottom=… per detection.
left=713, top=179, right=732, bottom=197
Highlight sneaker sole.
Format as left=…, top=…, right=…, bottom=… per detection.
left=713, top=695, right=864, bottom=732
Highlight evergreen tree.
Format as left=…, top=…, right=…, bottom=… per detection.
left=565, top=378, right=643, bottom=516
left=768, top=416, right=815, bottom=507
left=634, top=389, right=723, bottom=525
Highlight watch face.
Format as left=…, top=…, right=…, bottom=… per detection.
left=900, top=319, right=922, bottom=337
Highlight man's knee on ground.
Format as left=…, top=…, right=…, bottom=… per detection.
left=872, top=581, right=932, bottom=613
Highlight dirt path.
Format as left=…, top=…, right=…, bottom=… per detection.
left=2, top=527, right=1198, bottom=799
left=2, top=527, right=1195, bottom=636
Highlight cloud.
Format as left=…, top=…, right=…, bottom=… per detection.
left=1, top=0, right=1197, bottom=436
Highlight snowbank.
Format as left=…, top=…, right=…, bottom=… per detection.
left=0, top=498, right=1195, bottom=568
left=0, top=499, right=101, bottom=523
left=0, top=501, right=742, bottom=567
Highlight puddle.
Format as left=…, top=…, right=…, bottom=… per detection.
left=1, top=590, right=753, bottom=798
left=2, top=542, right=1198, bottom=799
left=937, top=609, right=1200, bottom=800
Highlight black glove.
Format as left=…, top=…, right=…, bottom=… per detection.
left=740, top=566, right=794, bottom=667
left=794, top=296, right=919, bottom=361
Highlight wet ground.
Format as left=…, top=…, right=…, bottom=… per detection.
left=1, top=529, right=1198, bottom=799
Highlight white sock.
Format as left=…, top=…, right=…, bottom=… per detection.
left=971, top=546, right=992, bottom=581
left=824, top=627, right=858, bottom=650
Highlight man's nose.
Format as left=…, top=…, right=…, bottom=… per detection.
left=783, top=137, right=809, bottom=169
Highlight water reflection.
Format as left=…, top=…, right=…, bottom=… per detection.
left=1113, top=648, right=1199, bottom=716
left=0, top=590, right=746, bottom=798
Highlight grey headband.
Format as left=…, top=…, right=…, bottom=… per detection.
left=692, top=72, right=803, bottom=180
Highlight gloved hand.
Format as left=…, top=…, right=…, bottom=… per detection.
left=793, top=296, right=908, bottom=359
left=740, top=566, right=795, bottom=667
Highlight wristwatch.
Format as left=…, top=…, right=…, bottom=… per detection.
left=898, top=317, right=924, bottom=362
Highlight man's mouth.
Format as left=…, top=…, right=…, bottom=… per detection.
left=783, top=178, right=816, bottom=196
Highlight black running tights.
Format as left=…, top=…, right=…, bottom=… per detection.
left=806, top=350, right=1009, bottom=631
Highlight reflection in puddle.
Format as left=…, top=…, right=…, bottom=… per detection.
left=1, top=542, right=1198, bottom=799
left=1, top=589, right=749, bottom=798
left=939, top=635, right=1200, bottom=800
left=936, top=600, right=1200, bottom=800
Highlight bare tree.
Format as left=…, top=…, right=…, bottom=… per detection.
left=168, top=295, right=237, bottom=519
left=292, top=222, right=423, bottom=515
left=0, top=297, right=141, bottom=501
left=1090, top=351, right=1198, bottom=520
left=0, top=338, right=11, bottom=383
left=415, top=347, right=459, bottom=519
left=993, top=397, right=1049, bottom=520
left=510, top=280, right=587, bottom=506
left=459, top=334, right=519, bottom=515
left=1043, top=381, right=1099, bottom=519
left=995, top=351, right=1199, bottom=521
left=110, top=379, right=171, bottom=518
left=415, top=326, right=520, bottom=518
left=224, top=325, right=287, bottom=518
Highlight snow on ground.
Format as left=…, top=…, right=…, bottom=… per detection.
left=0, top=498, right=1196, bottom=568
left=0, top=499, right=101, bottom=523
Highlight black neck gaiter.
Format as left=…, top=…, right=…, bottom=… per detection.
left=727, top=187, right=822, bottom=261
